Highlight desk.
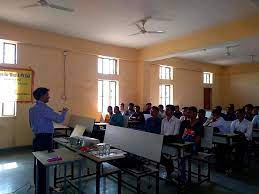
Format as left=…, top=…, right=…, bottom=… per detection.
left=33, top=148, right=84, bottom=194
left=213, top=133, right=240, bottom=146
left=54, top=137, right=125, bottom=194
left=53, top=123, right=71, bottom=137
left=253, top=128, right=259, bottom=138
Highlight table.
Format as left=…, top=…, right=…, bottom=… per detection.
left=33, top=148, right=84, bottom=194
left=53, top=122, right=71, bottom=137
left=54, top=137, right=125, bottom=194
left=253, top=128, right=259, bottom=138
left=213, top=133, right=240, bottom=146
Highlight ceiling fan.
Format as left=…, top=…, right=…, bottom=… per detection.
left=129, top=17, right=165, bottom=36
left=225, top=44, right=240, bottom=56
left=22, top=0, right=74, bottom=12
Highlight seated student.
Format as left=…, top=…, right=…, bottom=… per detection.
left=124, top=103, right=135, bottom=116
left=198, top=109, right=207, bottom=124
left=158, top=104, right=166, bottom=119
left=129, top=105, right=145, bottom=129
left=143, top=102, right=152, bottom=114
left=225, top=106, right=237, bottom=121
left=120, top=103, right=125, bottom=115
left=204, top=108, right=228, bottom=133
left=161, top=105, right=181, bottom=178
left=215, top=105, right=226, bottom=120
left=252, top=106, right=259, bottom=116
left=109, top=106, right=124, bottom=127
left=173, top=105, right=183, bottom=119
left=180, top=107, right=189, bottom=122
left=252, top=114, right=259, bottom=128
left=244, top=104, right=254, bottom=121
left=230, top=108, right=253, bottom=166
left=101, top=106, right=113, bottom=123
left=145, top=106, right=162, bottom=134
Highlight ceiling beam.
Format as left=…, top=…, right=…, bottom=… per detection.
left=140, top=13, right=259, bottom=61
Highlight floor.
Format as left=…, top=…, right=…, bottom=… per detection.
left=0, top=148, right=259, bottom=194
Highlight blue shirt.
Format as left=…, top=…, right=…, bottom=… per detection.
left=29, top=101, right=67, bottom=134
left=252, top=115, right=259, bottom=128
left=145, top=117, right=162, bottom=134
left=109, top=112, right=124, bottom=127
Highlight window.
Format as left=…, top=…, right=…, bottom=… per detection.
left=159, top=84, right=173, bottom=107
left=203, top=72, right=213, bottom=84
left=98, top=80, right=118, bottom=113
left=0, top=101, right=16, bottom=117
left=98, top=56, right=118, bottom=75
left=159, top=65, right=172, bottom=80
left=0, top=40, right=17, bottom=64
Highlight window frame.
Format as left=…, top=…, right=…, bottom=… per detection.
left=203, top=72, right=213, bottom=84
left=159, top=84, right=173, bottom=107
left=0, top=101, right=17, bottom=117
left=0, top=41, right=17, bottom=65
left=98, top=56, right=118, bottom=75
left=159, top=65, right=173, bottom=80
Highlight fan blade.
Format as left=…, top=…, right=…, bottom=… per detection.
left=146, top=30, right=165, bottom=34
left=136, top=23, right=144, bottom=31
left=22, top=3, right=40, bottom=9
left=128, top=32, right=143, bottom=36
left=48, top=3, right=74, bottom=12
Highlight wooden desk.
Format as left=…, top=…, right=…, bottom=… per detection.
left=54, top=137, right=125, bottom=194
left=213, top=133, right=240, bottom=146
left=53, top=123, right=71, bottom=137
left=33, top=148, right=84, bottom=194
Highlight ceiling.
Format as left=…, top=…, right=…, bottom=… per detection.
left=0, top=0, right=258, bottom=48
left=171, top=36, right=259, bottom=65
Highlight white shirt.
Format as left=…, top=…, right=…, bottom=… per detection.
left=230, top=119, right=253, bottom=140
left=252, top=115, right=259, bottom=128
left=161, top=116, right=180, bottom=136
left=204, top=117, right=228, bottom=133
left=180, top=116, right=188, bottom=122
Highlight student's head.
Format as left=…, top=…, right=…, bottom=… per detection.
left=188, top=106, right=198, bottom=120
left=114, top=106, right=120, bottom=114
left=165, top=105, right=175, bottom=118
left=151, top=106, right=159, bottom=118
left=236, top=108, right=245, bottom=121
left=158, top=104, right=164, bottom=112
left=128, top=103, right=134, bottom=111
left=182, top=107, right=189, bottom=117
left=245, top=104, right=253, bottom=114
left=229, top=104, right=235, bottom=110
left=175, top=105, right=180, bottom=112
left=227, top=106, right=234, bottom=114
left=33, top=87, right=50, bottom=103
left=107, top=106, right=113, bottom=115
left=212, top=108, right=220, bottom=120
left=215, top=106, right=222, bottom=113
left=120, top=103, right=125, bottom=111
left=198, top=109, right=206, bottom=119
left=134, top=105, right=140, bottom=112
left=252, top=107, right=259, bottom=115
left=145, top=103, right=152, bottom=111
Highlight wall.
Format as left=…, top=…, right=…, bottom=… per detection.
left=139, top=58, right=224, bottom=109
left=0, top=20, right=139, bottom=149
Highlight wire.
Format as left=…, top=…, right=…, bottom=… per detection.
left=4, top=183, right=33, bottom=194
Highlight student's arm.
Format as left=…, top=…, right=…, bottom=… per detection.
left=160, top=119, right=165, bottom=135
left=44, top=107, right=68, bottom=123
left=230, top=120, right=235, bottom=134
left=252, top=116, right=258, bottom=128
left=245, top=122, right=253, bottom=140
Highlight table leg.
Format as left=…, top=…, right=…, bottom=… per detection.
left=35, top=158, right=38, bottom=194
left=46, top=166, right=49, bottom=194
left=54, top=166, right=57, bottom=187
left=78, top=161, right=82, bottom=194
left=64, top=164, right=67, bottom=193
left=96, top=163, right=101, bottom=194
left=156, top=171, right=160, bottom=194
left=118, top=171, right=121, bottom=194
left=188, top=158, right=192, bottom=184
left=137, top=177, right=141, bottom=194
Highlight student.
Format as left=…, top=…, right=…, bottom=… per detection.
left=230, top=108, right=252, bottom=166
left=120, top=103, right=125, bottom=115
left=215, top=105, right=226, bottom=120
left=173, top=105, right=183, bottom=119
left=143, top=102, right=152, bottom=114
left=129, top=105, right=145, bottom=129
left=161, top=105, right=181, bottom=178
left=145, top=106, right=162, bottom=134
left=29, top=87, right=69, bottom=194
left=180, top=107, right=189, bottom=122
left=109, top=106, right=124, bottom=127
left=198, top=109, right=207, bottom=124
left=252, top=114, right=259, bottom=128
left=158, top=104, right=166, bottom=119
left=104, top=106, right=113, bottom=123
left=244, top=104, right=254, bottom=121
left=124, top=103, right=135, bottom=116
left=204, top=108, right=228, bottom=133
left=225, top=106, right=236, bottom=121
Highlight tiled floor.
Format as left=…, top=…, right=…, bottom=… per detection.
left=0, top=148, right=259, bottom=194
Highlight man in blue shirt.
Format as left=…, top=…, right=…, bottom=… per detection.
left=109, top=106, right=124, bottom=127
left=29, top=87, right=68, bottom=194
left=145, top=106, right=162, bottom=134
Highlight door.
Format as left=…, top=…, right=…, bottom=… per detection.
left=204, top=88, right=212, bottom=110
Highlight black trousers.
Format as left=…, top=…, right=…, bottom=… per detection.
left=33, top=133, right=53, bottom=194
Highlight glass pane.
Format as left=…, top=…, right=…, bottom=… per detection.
left=109, top=59, right=114, bottom=74
left=4, top=43, right=16, bottom=64
left=210, top=73, right=213, bottom=84
left=165, top=68, right=169, bottom=79
left=2, top=101, right=15, bottom=116
left=103, top=58, right=110, bottom=74
left=98, top=97, right=103, bottom=113
left=98, top=80, right=103, bottom=112
left=0, top=42, right=3, bottom=63
left=109, top=81, right=116, bottom=107
left=98, top=58, right=103, bottom=74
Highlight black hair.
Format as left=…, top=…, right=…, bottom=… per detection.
left=152, top=106, right=159, bottom=112
left=114, top=106, right=120, bottom=111
left=245, top=104, right=253, bottom=110
left=236, top=108, right=245, bottom=114
left=215, top=106, right=222, bottom=112
left=146, top=102, right=152, bottom=106
left=129, top=103, right=134, bottom=106
left=189, top=106, right=197, bottom=113
left=175, top=105, right=180, bottom=108
left=198, top=109, right=206, bottom=114
left=158, top=104, right=164, bottom=109
left=166, top=105, right=175, bottom=112
left=212, top=108, right=220, bottom=115
left=33, top=87, right=49, bottom=100
left=182, top=107, right=189, bottom=110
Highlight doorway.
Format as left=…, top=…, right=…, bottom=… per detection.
left=204, top=88, right=212, bottom=110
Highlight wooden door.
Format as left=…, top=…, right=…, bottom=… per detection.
left=204, top=88, right=212, bottom=110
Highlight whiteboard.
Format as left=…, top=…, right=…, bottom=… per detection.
left=104, top=125, right=164, bottom=162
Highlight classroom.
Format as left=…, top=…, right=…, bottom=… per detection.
left=0, top=0, right=259, bottom=194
